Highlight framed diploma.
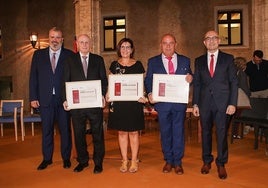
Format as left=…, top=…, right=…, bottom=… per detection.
left=65, top=80, right=103, bottom=109
left=152, top=74, right=189, bottom=103
left=108, top=74, right=144, bottom=101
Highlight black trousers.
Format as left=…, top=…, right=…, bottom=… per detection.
left=71, top=108, right=105, bottom=165
left=40, top=96, right=71, bottom=161
left=200, top=99, right=229, bottom=166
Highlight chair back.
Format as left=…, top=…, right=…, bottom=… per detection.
left=241, top=98, right=268, bottom=120
left=22, top=107, right=42, bottom=139
left=0, top=100, right=24, bottom=117
left=0, top=100, right=24, bottom=141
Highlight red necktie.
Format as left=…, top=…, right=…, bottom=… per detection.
left=51, top=53, right=56, bottom=73
left=82, top=56, right=88, bottom=77
left=209, top=54, right=214, bottom=77
left=166, top=57, right=174, bottom=74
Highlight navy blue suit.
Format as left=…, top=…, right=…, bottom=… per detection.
left=29, top=47, right=73, bottom=161
left=63, top=52, right=108, bottom=166
left=145, top=53, right=192, bottom=166
left=192, top=51, right=238, bottom=166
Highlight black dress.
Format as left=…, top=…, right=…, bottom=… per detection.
left=108, top=60, right=145, bottom=131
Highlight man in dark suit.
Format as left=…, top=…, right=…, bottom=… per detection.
left=62, top=34, right=108, bottom=173
left=29, top=27, right=73, bottom=170
left=144, top=34, right=192, bottom=175
left=192, top=30, right=238, bottom=179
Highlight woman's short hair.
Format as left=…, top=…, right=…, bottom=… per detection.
left=234, top=57, right=247, bottom=70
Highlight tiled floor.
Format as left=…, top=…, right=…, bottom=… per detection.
left=0, top=120, right=268, bottom=188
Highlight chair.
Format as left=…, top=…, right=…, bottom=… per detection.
left=22, top=107, right=41, bottom=141
left=230, top=98, right=268, bottom=149
left=0, top=100, right=24, bottom=141
left=144, top=107, right=158, bottom=131
left=185, top=107, right=201, bottom=143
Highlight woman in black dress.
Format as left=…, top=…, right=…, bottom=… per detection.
left=106, top=38, right=146, bottom=173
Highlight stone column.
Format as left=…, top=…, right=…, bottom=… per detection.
left=91, top=0, right=101, bottom=53
left=253, top=0, right=268, bottom=57
left=74, top=0, right=101, bottom=53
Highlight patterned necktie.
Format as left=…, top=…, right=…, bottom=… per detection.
left=166, top=56, right=174, bottom=74
left=82, top=56, right=88, bottom=77
left=51, top=53, right=56, bottom=73
left=209, top=54, right=214, bottom=77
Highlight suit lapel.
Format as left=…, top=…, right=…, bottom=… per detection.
left=174, top=54, right=179, bottom=74
left=44, top=48, right=54, bottom=73
left=76, top=53, right=87, bottom=79
left=56, top=49, right=65, bottom=72
left=214, top=51, right=223, bottom=77
left=57, top=49, right=64, bottom=66
left=157, top=55, right=167, bottom=74
left=201, top=54, right=210, bottom=76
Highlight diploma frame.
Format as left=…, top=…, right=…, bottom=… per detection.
left=108, top=74, right=144, bottom=101
left=65, top=80, right=103, bottom=109
left=152, top=74, right=189, bottom=103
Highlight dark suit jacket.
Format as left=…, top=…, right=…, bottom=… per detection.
left=62, top=52, right=108, bottom=102
left=245, top=59, right=268, bottom=92
left=144, top=53, right=192, bottom=111
left=29, top=47, right=74, bottom=106
left=192, top=51, right=238, bottom=112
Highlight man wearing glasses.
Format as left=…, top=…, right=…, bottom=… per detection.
left=192, top=30, right=238, bottom=179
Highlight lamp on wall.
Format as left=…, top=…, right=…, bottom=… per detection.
left=29, top=32, right=38, bottom=48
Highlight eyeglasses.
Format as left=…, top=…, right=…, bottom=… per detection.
left=120, top=46, right=131, bottom=50
left=204, top=36, right=219, bottom=42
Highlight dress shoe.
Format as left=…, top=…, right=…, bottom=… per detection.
left=174, top=165, right=184, bottom=175
left=217, top=165, right=227, bottom=179
left=63, top=160, right=71, bottom=169
left=73, top=163, right=89, bottom=172
left=201, top=163, right=211, bottom=174
left=93, top=165, right=103, bottom=174
left=37, top=160, right=52, bottom=170
left=162, top=163, right=172, bottom=173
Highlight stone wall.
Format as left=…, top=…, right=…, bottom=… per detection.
left=100, top=0, right=254, bottom=72
left=1, top=0, right=267, bottom=111
left=0, top=0, right=75, bottom=111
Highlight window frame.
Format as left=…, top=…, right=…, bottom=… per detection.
left=217, top=10, right=243, bottom=46
left=214, top=5, right=249, bottom=48
left=103, top=16, right=126, bottom=51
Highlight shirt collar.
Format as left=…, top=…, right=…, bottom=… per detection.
left=208, top=50, right=219, bottom=57
left=50, top=48, right=61, bottom=56
left=162, top=53, right=176, bottom=59
left=79, top=52, right=90, bottom=58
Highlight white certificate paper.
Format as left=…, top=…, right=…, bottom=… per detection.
left=65, top=80, right=103, bottom=109
left=108, top=74, right=144, bottom=101
left=152, top=74, right=189, bottom=103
